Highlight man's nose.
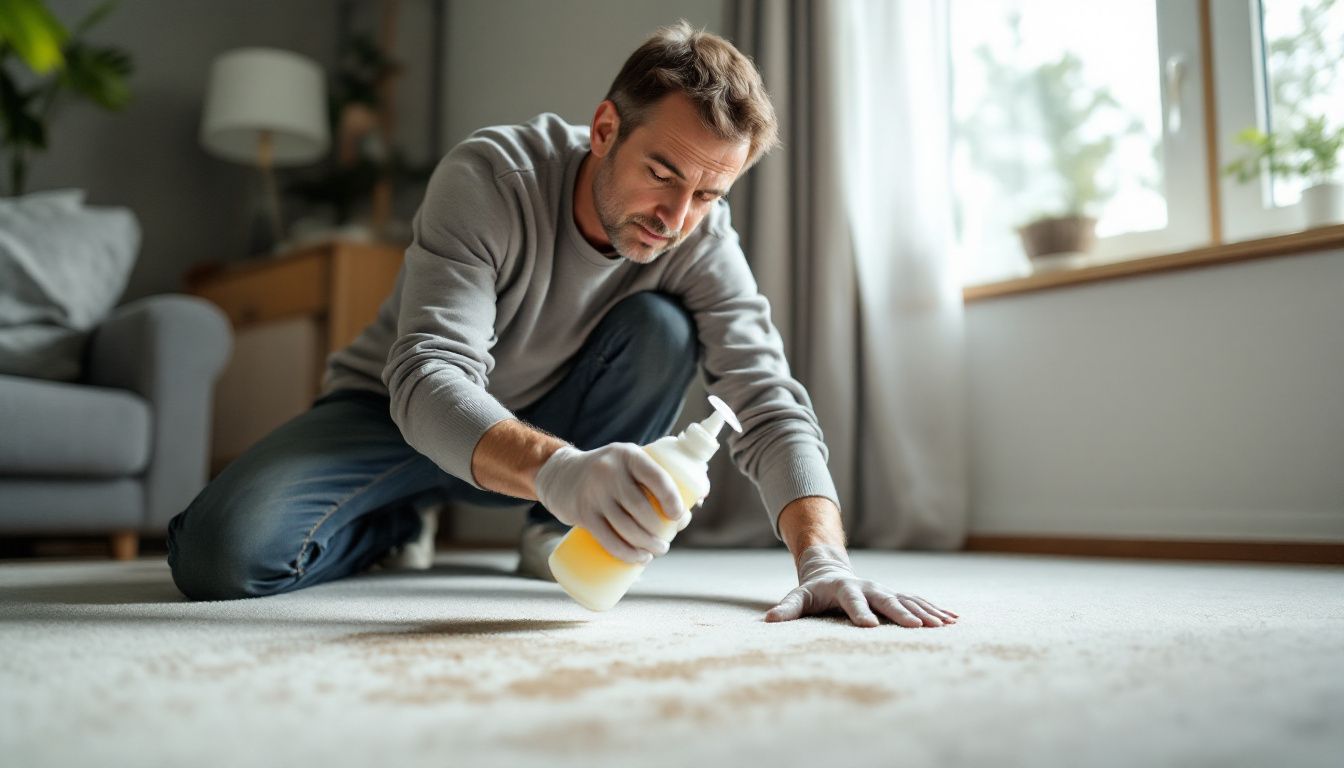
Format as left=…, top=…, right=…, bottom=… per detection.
left=656, top=187, right=694, bottom=233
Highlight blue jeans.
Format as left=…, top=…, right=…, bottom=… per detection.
left=166, top=291, right=698, bottom=600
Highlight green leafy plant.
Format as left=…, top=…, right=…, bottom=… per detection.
left=0, top=0, right=133, bottom=196
left=1223, top=116, right=1344, bottom=186
left=1028, top=52, right=1140, bottom=218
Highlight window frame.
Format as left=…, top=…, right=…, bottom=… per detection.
left=1210, top=0, right=1315, bottom=242
left=1090, top=0, right=1213, bottom=260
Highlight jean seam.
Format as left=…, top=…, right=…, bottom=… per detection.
left=293, top=455, right=422, bottom=576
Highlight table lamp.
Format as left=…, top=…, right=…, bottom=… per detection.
left=200, top=47, right=330, bottom=254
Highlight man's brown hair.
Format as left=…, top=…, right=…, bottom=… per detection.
left=605, top=20, right=779, bottom=171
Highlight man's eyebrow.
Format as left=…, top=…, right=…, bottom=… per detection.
left=647, top=152, right=728, bottom=197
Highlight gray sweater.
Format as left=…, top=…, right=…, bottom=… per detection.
left=323, top=113, right=838, bottom=541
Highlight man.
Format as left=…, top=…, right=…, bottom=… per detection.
left=167, top=21, right=957, bottom=629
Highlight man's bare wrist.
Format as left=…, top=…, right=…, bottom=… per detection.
left=778, top=496, right=847, bottom=557
left=470, top=419, right=569, bottom=500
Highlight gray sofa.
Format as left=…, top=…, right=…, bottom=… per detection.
left=0, top=294, right=232, bottom=559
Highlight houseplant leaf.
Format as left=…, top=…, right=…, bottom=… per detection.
left=58, top=43, right=132, bottom=110
left=0, top=0, right=67, bottom=73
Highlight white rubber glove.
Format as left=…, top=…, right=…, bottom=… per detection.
left=765, top=544, right=960, bottom=628
left=534, top=443, right=685, bottom=564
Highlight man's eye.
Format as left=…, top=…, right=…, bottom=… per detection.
left=649, top=168, right=669, bottom=182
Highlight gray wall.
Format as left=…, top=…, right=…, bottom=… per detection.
left=966, top=250, right=1344, bottom=541
left=27, top=1, right=338, bottom=301
left=24, top=0, right=440, bottom=303
left=441, top=0, right=730, bottom=148
left=21, top=0, right=724, bottom=303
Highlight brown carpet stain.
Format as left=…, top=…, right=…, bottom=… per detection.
left=786, top=637, right=948, bottom=656
left=354, top=632, right=961, bottom=705
left=135, top=618, right=980, bottom=709
left=337, top=620, right=604, bottom=663
left=651, top=677, right=898, bottom=724
left=724, top=677, right=896, bottom=707
left=365, top=673, right=494, bottom=705
left=504, top=718, right=614, bottom=753
left=504, top=648, right=781, bottom=701
left=971, top=643, right=1044, bottom=662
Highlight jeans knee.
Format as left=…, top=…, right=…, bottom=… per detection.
left=166, top=499, right=293, bottom=601
left=602, top=291, right=698, bottom=388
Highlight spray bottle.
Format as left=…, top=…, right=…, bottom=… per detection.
left=548, top=395, right=742, bottom=611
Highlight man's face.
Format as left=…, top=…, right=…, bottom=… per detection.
left=591, top=92, right=750, bottom=264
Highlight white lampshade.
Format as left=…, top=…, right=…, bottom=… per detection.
left=200, top=47, right=330, bottom=166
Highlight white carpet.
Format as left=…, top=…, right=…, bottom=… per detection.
left=1, top=548, right=1341, bottom=768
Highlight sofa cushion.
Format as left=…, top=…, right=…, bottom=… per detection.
left=0, top=478, right=142, bottom=532
left=0, top=374, right=151, bottom=476
left=0, top=189, right=141, bottom=381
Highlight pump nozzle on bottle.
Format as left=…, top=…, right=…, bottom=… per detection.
left=700, top=394, right=743, bottom=438
left=677, top=395, right=742, bottom=463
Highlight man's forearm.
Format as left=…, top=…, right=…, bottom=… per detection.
left=777, top=495, right=847, bottom=561
left=470, top=419, right=568, bottom=499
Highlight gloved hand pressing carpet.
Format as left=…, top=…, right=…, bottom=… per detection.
left=766, top=544, right=959, bottom=628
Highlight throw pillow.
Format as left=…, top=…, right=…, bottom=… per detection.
left=0, top=189, right=140, bottom=381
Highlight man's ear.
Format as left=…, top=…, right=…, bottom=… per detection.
left=590, top=100, right=621, bottom=159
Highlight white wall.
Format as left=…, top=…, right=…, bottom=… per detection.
left=441, top=0, right=729, bottom=148
left=966, top=249, right=1344, bottom=541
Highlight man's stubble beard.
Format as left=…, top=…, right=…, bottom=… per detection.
left=592, top=150, right=680, bottom=264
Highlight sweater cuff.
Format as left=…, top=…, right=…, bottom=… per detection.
left=425, top=386, right=516, bottom=489
left=752, top=445, right=841, bottom=542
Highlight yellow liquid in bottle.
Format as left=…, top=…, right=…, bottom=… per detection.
left=548, top=475, right=700, bottom=612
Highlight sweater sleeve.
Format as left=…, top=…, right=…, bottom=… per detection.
left=381, top=146, right=519, bottom=488
left=662, top=226, right=841, bottom=542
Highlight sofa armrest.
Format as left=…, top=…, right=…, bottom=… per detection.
left=87, top=294, right=232, bottom=531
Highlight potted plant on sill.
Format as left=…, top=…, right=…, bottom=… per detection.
left=959, top=32, right=1148, bottom=268
left=1223, top=115, right=1344, bottom=228
left=1014, top=54, right=1143, bottom=264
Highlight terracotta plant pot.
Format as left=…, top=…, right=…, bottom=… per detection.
left=1017, top=215, right=1098, bottom=260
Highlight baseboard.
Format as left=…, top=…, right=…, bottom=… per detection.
left=964, top=535, right=1344, bottom=565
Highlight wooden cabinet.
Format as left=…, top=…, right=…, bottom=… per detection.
left=185, top=240, right=405, bottom=475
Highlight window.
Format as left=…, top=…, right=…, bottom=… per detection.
left=1214, top=0, right=1344, bottom=240
left=952, top=0, right=1343, bottom=287
left=951, top=1, right=1212, bottom=285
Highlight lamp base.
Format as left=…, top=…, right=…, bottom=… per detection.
left=245, top=196, right=284, bottom=258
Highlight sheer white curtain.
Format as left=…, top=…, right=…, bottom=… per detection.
left=678, top=0, right=966, bottom=549
left=836, top=0, right=966, bottom=547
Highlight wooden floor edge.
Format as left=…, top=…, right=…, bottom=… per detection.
left=964, top=535, right=1344, bottom=565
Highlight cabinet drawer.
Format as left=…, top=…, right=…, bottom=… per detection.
left=190, top=254, right=330, bottom=326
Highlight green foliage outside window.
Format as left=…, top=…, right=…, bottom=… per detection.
left=956, top=14, right=1150, bottom=224
left=1224, top=117, right=1343, bottom=185
left=1224, top=0, right=1343, bottom=188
